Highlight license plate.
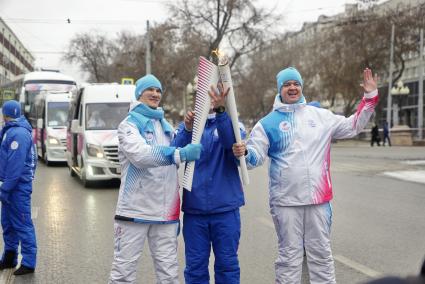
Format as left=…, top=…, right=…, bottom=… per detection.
left=116, top=167, right=121, bottom=174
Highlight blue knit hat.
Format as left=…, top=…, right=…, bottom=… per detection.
left=2, top=100, right=21, bottom=119
left=276, top=67, right=303, bottom=94
left=134, top=74, right=163, bottom=100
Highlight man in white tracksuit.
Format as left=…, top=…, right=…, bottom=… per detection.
left=109, top=74, right=202, bottom=284
left=233, top=67, right=379, bottom=283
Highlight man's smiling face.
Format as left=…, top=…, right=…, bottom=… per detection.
left=280, top=80, right=302, bottom=104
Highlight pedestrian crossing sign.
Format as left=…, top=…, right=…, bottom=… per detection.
left=121, top=78, right=134, bottom=85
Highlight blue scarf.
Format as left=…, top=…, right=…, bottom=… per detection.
left=128, top=103, right=173, bottom=136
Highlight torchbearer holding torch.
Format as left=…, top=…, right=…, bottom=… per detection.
left=232, top=67, right=379, bottom=283
left=172, top=55, right=247, bottom=284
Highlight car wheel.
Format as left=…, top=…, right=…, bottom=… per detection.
left=69, top=165, right=76, bottom=177
left=81, top=162, right=92, bottom=188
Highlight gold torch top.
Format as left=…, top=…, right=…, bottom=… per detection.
left=211, top=49, right=229, bottom=66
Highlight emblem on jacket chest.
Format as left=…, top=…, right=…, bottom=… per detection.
left=144, top=132, right=154, bottom=143
left=279, top=121, right=291, bottom=132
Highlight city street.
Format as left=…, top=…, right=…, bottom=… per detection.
left=0, top=143, right=424, bottom=284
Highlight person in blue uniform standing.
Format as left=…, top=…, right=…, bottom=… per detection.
left=173, top=85, right=246, bottom=284
left=0, top=100, right=37, bottom=275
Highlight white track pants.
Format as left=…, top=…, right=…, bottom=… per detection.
left=271, top=203, right=336, bottom=284
left=109, top=220, right=179, bottom=284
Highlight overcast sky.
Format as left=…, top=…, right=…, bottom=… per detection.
left=1, top=0, right=360, bottom=82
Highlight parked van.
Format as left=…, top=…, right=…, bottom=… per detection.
left=66, top=83, right=135, bottom=187
left=28, top=91, right=71, bottom=165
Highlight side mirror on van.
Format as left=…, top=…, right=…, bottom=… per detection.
left=71, top=119, right=81, bottom=133
left=37, top=118, right=43, bottom=129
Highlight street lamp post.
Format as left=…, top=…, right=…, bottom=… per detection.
left=145, top=20, right=151, bottom=75
left=418, top=28, right=424, bottom=140
left=390, top=80, right=410, bottom=126
left=390, top=80, right=414, bottom=146
left=386, top=24, right=395, bottom=128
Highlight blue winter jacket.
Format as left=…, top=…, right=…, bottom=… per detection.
left=0, top=116, right=37, bottom=194
left=173, top=112, right=245, bottom=214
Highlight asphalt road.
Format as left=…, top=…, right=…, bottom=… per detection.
left=0, top=143, right=424, bottom=283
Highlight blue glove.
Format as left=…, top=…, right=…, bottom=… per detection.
left=179, top=143, right=202, bottom=162
left=0, top=191, right=10, bottom=204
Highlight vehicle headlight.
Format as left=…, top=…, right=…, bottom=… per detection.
left=86, top=143, right=104, bottom=158
left=48, top=136, right=60, bottom=145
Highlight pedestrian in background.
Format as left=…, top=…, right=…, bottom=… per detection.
left=382, top=121, right=391, bottom=146
left=173, top=84, right=246, bottom=284
left=0, top=100, right=37, bottom=276
left=371, top=123, right=381, bottom=147
left=233, top=67, right=379, bottom=284
left=109, top=74, right=202, bottom=284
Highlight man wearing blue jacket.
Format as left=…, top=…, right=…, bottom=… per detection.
left=0, top=100, right=37, bottom=276
left=173, top=85, right=246, bottom=284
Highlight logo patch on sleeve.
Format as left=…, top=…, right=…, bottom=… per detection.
left=10, top=141, right=19, bottom=150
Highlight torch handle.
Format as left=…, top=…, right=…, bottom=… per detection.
left=218, top=64, right=250, bottom=186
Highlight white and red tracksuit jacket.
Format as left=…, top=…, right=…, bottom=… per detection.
left=245, top=90, right=378, bottom=206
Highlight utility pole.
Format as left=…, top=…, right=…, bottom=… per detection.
left=145, top=20, right=151, bottom=75
left=418, top=28, right=424, bottom=140
left=386, top=24, right=395, bottom=129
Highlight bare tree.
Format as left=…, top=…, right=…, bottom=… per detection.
left=109, top=31, right=146, bottom=82
left=234, top=0, right=425, bottom=125
left=63, top=31, right=115, bottom=82
left=313, top=1, right=425, bottom=115
left=168, top=0, right=280, bottom=67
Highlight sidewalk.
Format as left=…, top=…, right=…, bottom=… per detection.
left=334, top=138, right=425, bottom=147
left=333, top=139, right=370, bottom=147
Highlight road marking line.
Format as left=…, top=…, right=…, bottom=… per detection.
left=257, top=218, right=382, bottom=278
left=402, top=160, right=425, bottom=165
left=382, top=170, right=425, bottom=185
left=256, top=217, right=275, bottom=229
left=334, top=254, right=381, bottom=278
left=32, top=206, right=39, bottom=220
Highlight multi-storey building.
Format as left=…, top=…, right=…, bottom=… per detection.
left=278, top=0, right=425, bottom=137
left=0, top=17, right=35, bottom=85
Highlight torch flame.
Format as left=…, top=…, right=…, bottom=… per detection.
left=211, top=48, right=222, bottom=58
left=211, top=49, right=229, bottom=66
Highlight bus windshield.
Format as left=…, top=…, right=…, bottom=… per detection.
left=47, top=102, right=69, bottom=127
left=86, top=103, right=129, bottom=130
left=25, top=83, right=77, bottom=107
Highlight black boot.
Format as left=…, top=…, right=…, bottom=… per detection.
left=0, top=251, right=17, bottom=269
left=13, top=265, right=35, bottom=276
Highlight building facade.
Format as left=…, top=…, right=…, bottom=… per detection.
left=0, top=17, right=35, bottom=85
left=277, top=0, right=424, bottom=137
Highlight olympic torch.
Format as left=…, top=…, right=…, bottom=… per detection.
left=216, top=52, right=250, bottom=186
